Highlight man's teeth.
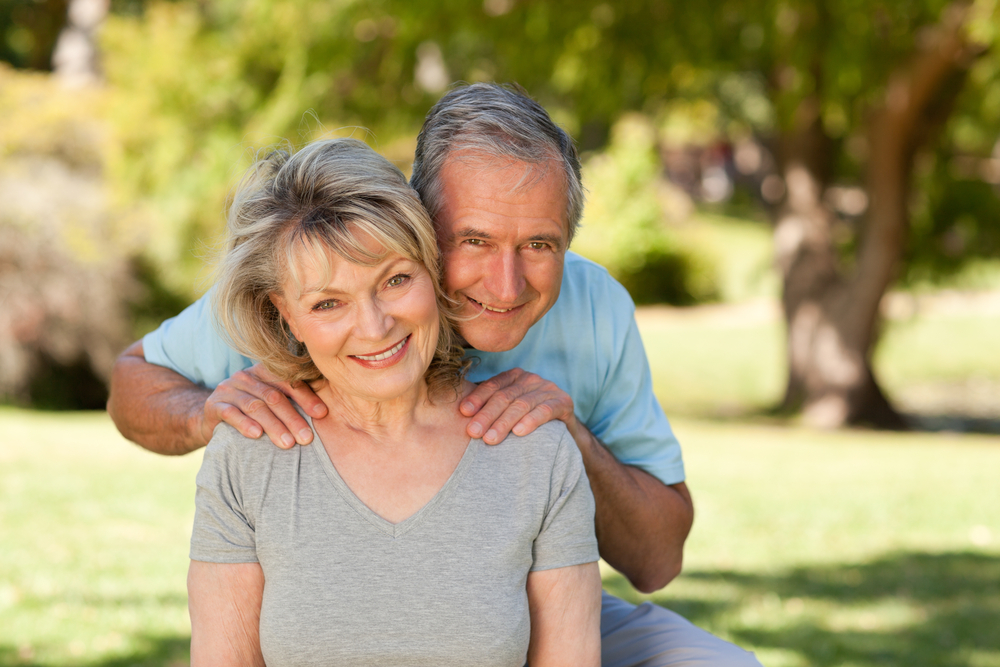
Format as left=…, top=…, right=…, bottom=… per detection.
left=471, top=298, right=513, bottom=313
left=355, top=337, right=407, bottom=361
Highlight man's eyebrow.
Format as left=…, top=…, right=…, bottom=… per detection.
left=453, top=227, right=495, bottom=240
left=528, top=233, right=565, bottom=248
left=452, top=228, right=564, bottom=248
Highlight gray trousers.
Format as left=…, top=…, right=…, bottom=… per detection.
left=600, top=592, right=762, bottom=667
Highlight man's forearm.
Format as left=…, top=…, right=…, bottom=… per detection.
left=107, top=341, right=211, bottom=456
left=568, top=422, right=694, bottom=594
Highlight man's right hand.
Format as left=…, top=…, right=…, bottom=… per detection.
left=108, top=341, right=328, bottom=456
left=201, top=364, right=328, bottom=449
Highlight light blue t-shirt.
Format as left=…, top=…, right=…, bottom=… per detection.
left=143, top=252, right=685, bottom=485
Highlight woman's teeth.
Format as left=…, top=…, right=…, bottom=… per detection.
left=354, top=337, right=407, bottom=361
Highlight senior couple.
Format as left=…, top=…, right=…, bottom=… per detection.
left=109, top=83, right=761, bottom=666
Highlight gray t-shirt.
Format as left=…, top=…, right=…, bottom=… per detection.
left=190, top=419, right=599, bottom=667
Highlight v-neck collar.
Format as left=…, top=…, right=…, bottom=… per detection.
left=306, top=415, right=479, bottom=539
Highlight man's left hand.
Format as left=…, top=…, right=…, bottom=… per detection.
left=460, top=368, right=575, bottom=444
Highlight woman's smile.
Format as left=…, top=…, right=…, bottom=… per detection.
left=350, top=334, right=411, bottom=368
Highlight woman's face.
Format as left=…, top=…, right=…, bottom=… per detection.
left=272, top=233, right=440, bottom=405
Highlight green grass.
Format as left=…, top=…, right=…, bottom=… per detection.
left=4, top=407, right=999, bottom=666
left=1, top=409, right=199, bottom=666
left=877, top=311, right=1000, bottom=386
left=604, top=419, right=1000, bottom=667
left=638, top=304, right=786, bottom=416
left=637, top=302, right=1000, bottom=420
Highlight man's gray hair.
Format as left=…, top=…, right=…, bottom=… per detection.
left=411, top=83, right=584, bottom=242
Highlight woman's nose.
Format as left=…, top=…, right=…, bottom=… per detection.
left=354, top=298, right=394, bottom=340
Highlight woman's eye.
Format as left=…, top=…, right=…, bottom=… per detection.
left=312, top=299, right=340, bottom=311
left=387, top=274, right=410, bottom=287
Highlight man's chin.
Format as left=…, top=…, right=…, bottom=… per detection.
left=457, top=322, right=531, bottom=353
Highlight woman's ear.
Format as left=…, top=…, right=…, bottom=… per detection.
left=270, top=293, right=300, bottom=341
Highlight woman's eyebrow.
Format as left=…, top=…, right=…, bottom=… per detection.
left=299, top=257, right=414, bottom=296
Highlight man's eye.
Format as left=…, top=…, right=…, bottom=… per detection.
left=527, top=242, right=549, bottom=250
left=464, top=239, right=484, bottom=246
left=387, top=274, right=410, bottom=287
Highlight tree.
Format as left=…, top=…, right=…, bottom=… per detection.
left=768, top=4, right=992, bottom=427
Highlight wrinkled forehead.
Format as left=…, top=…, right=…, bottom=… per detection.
left=442, top=149, right=567, bottom=197
left=279, top=224, right=416, bottom=300
left=436, top=152, right=571, bottom=238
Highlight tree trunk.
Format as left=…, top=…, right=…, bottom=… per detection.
left=776, top=4, right=981, bottom=428
left=52, top=0, right=108, bottom=88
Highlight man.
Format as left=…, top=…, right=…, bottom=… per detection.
left=108, top=83, right=760, bottom=666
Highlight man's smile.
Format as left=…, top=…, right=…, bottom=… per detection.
left=466, top=296, right=525, bottom=314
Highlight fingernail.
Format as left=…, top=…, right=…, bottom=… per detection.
left=469, top=423, right=483, bottom=437
left=249, top=426, right=263, bottom=438
left=485, top=429, right=498, bottom=443
left=298, top=429, right=313, bottom=444
left=311, top=406, right=326, bottom=417
left=462, top=402, right=475, bottom=414
left=281, top=433, right=295, bottom=448
left=513, top=424, right=526, bottom=436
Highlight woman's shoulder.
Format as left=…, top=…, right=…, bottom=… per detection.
left=514, top=420, right=572, bottom=447
left=202, top=422, right=286, bottom=479
left=489, top=420, right=578, bottom=469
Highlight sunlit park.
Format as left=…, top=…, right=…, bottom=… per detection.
left=2, top=0, right=1000, bottom=665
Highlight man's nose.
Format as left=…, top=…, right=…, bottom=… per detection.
left=354, top=298, right=394, bottom=340
left=482, top=250, right=525, bottom=304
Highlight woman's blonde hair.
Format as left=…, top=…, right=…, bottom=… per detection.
left=212, top=138, right=468, bottom=396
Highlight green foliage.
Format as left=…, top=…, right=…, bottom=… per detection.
left=0, top=66, right=144, bottom=408
left=99, top=0, right=434, bottom=298
left=0, top=0, right=67, bottom=70
left=572, top=115, right=716, bottom=304
left=0, top=63, right=103, bottom=165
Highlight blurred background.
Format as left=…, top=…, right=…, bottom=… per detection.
left=1, top=1, right=999, bottom=665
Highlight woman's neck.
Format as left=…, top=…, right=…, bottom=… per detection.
left=311, top=379, right=468, bottom=444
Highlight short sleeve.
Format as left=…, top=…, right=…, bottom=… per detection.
left=189, top=426, right=261, bottom=563
left=589, top=300, right=686, bottom=486
left=142, top=287, right=255, bottom=389
left=530, top=430, right=599, bottom=572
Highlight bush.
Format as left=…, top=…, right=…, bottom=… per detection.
left=0, top=65, right=184, bottom=408
left=572, top=114, right=716, bottom=305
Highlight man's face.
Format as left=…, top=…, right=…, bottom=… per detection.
left=435, top=154, right=569, bottom=353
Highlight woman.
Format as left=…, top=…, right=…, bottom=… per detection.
left=186, top=138, right=601, bottom=666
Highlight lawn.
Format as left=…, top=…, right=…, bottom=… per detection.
left=638, top=296, right=1000, bottom=424
left=0, top=410, right=198, bottom=667
left=605, top=420, right=1000, bottom=667
left=3, top=405, right=999, bottom=666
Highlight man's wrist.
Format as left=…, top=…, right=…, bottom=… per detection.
left=565, top=417, right=602, bottom=469
left=184, top=389, right=213, bottom=452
